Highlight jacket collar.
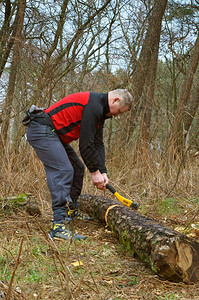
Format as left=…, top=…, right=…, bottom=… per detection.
left=102, top=93, right=110, bottom=118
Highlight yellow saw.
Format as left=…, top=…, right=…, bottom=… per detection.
left=106, top=184, right=139, bottom=210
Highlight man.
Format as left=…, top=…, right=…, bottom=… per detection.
left=24, top=89, right=133, bottom=240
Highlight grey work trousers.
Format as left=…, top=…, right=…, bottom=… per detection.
left=27, top=121, right=85, bottom=222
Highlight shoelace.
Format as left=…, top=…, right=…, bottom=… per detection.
left=53, top=224, right=72, bottom=236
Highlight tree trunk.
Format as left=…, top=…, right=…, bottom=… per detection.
left=0, top=0, right=18, bottom=78
left=78, top=194, right=199, bottom=283
left=169, top=34, right=199, bottom=154
left=0, top=0, right=26, bottom=144
left=127, top=0, right=168, bottom=140
left=136, top=25, right=161, bottom=158
left=184, top=82, right=199, bottom=150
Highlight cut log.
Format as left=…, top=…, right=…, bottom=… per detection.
left=78, top=194, right=199, bottom=283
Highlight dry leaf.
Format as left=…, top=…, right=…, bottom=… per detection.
left=71, top=261, right=83, bottom=267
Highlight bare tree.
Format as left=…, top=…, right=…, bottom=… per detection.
left=30, top=0, right=113, bottom=107
left=0, top=0, right=18, bottom=78
left=168, top=34, right=199, bottom=155
left=127, top=0, right=168, bottom=140
left=184, top=81, right=199, bottom=150
left=138, top=23, right=161, bottom=148
left=0, top=0, right=26, bottom=145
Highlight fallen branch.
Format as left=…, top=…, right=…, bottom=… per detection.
left=78, top=194, right=199, bottom=283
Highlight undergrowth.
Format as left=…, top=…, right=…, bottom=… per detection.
left=0, top=141, right=198, bottom=299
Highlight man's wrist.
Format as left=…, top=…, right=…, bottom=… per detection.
left=91, top=170, right=100, bottom=175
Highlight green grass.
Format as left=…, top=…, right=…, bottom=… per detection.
left=157, top=198, right=182, bottom=215
left=0, top=191, right=198, bottom=299
left=156, top=292, right=180, bottom=299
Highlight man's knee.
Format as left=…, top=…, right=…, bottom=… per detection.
left=56, top=163, right=74, bottom=185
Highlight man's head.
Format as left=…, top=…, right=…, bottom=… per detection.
left=107, top=89, right=133, bottom=117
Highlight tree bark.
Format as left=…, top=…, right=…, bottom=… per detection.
left=127, top=0, right=168, bottom=139
left=169, top=34, right=199, bottom=153
left=78, top=194, right=199, bottom=283
left=0, top=0, right=18, bottom=78
left=137, top=24, right=161, bottom=157
left=183, top=82, right=199, bottom=150
left=0, top=0, right=26, bottom=144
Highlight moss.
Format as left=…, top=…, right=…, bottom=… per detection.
left=0, top=193, right=30, bottom=206
left=139, top=254, right=149, bottom=264
left=16, top=194, right=30, bottom=204
left=120, top=230, right=128, bottom=243
left=150, top=261, right=158, bottom=273
left=117, top=230, right=135, bottom=255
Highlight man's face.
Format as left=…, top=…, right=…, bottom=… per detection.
left=107, top=99, right=129, bottom=117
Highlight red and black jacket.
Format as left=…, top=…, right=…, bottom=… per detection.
left=45, top=92, right=110, bottom=173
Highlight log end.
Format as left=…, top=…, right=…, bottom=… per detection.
left=153, top=237, right=199, bottom=283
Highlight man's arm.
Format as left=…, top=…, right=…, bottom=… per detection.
left=79, top=114, right=100, bottom=172
left=94, top=125, right=107, bottom=173
left=79, top=101, right=108, bottom=189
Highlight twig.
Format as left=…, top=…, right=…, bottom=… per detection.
left=184, top=208, right=199, bottom=231
left=33, top=215, right=75, bottom=280
left=150, top=181, right=191, bottom=201
left=165, top=145, right=191, bottom=198
left=165, top=129, right=199, bottom=198
left=89, top=271, right=100, bottom=294
left=5, top=238, right=24, bottom=300
left=51, top=252, right=65, bottom=290
left=32, top=213, right=77, bottom=300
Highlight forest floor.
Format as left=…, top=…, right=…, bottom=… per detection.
left=0, top=195, right=199, bottom=300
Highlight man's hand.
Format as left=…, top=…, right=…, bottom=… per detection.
left=102, top=173, right=108, bottom=186
left=91, top=170, right=109, bottom=190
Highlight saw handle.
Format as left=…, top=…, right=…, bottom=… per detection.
left=106, top=183, right=139, bottom=210
left=106, top=183, right=132, bottom=207
left=106, top=184, right=116, bottom=194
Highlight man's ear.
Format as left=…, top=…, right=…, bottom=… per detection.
left=113, top=97, right=120, bottom=103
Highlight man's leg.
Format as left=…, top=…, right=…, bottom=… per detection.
left=27, top=122, right=74, bottom=222
left=62, top=144, right=85, bottom=206
left=63, top=144, right=93, bottom=221
left=27, top=122, right=87, bottom=240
